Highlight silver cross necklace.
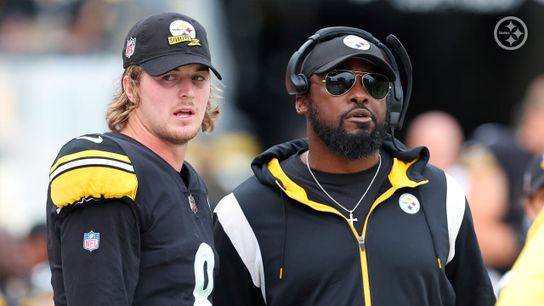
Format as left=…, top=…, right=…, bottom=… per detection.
left=305, top=151, right=382, bottom=226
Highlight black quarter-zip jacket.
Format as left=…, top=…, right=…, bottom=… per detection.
left=213, top=136, right=495, bottom=306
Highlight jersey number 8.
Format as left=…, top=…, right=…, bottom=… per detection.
left=193, top=242, right=215, bottom=306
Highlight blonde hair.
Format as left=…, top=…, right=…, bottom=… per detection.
left=106, top=65, right=221, bottom=132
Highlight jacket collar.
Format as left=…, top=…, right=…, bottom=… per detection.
left=252, top=135, right=431, bottom=192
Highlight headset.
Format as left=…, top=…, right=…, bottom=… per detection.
left=285, top=26, right=413, bottom=131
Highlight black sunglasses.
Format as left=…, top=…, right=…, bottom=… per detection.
left=322, top=70, right=391, bottom=99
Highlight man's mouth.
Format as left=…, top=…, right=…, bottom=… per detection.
left=345, top=108, right=374, bottom=123
left=174, top=108, right=194, bottom=118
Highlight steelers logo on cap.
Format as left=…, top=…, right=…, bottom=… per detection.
left=343, top=35, right=370, bottom=51
left=168, top=19, right=200, bottom=46
left=398, top=193, right=421, bottom=215
left=170, top=20, right=197, bottom=38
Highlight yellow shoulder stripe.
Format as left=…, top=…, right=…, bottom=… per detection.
left=50, top=150, right=130, bottom=175
left=49, top=150, right=137, bottom=209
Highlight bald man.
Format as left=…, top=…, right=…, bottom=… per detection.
left=405, top=110, right=463, bottom=171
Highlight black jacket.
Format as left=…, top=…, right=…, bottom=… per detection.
left=214, top=137, right=495, bottom=306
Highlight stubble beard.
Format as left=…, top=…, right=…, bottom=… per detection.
left=155, top=123, right=200, bottom=145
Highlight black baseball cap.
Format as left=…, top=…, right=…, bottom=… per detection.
left=122, top=12, right=222, bottom=79
left=523, top=154, right=544, bottom=196
left=301, top=34, right=396, bottom=81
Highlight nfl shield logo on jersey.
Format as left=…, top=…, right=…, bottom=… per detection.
left=83, top=231, right=100, bottom=252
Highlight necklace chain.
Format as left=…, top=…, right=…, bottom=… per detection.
left=305, top=151, right=382, bottom=225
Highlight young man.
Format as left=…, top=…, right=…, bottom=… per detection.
left=46, top=12, right=221, bottom=306
left=496, top=153, right=544, bottom=305
left=213, top=27, right=495, bottom=305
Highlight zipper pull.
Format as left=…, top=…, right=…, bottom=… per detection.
left=358, top=236, right=365, bottom=251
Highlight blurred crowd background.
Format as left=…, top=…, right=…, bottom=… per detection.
left=1, top=0, right=544, bottom=305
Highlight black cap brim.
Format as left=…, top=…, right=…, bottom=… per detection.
left=140, top=53, right=222, bottom=80
left=301, top=34, right=397, bottom=82
left=314, top=53, right=396, bottom=81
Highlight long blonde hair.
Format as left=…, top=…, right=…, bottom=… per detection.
left=106, top=65, right=221, bottom=132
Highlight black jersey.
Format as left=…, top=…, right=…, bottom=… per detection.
left=46, top=132, right=216, bottom=306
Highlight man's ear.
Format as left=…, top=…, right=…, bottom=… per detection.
left=295, top=95, right=308, bottom=115
left=123, top=74, right=135, bottom=102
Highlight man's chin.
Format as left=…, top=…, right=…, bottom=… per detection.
left=162, top=129, right=199, bottom=145
left=343, top=119, right=374, bottom=130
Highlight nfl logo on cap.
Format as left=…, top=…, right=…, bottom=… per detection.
left=125, top=37, right=136, bottom=59
left=83, top=231, right=100, bottom=252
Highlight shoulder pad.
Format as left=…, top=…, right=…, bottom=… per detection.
left=49, top=133, right=138, bottom=209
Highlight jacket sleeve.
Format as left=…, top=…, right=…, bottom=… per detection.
left=495, top=209, right=544, bottom=306
left=445, top=201, right=496, bottom=306
left=50, top=201, right=140, bottom=306
left=213, top=219, right=266, bottom=306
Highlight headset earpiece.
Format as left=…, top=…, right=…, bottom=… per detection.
left=285, top=49, right=310, bottom=95
left=285, top=34, right=321, bottom=95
